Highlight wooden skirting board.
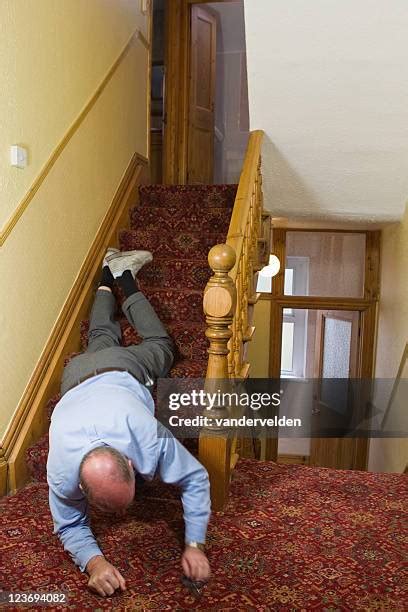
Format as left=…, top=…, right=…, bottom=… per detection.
left=1, top=152, right=148, bottom=495
left=0, top=455, right=7, bottom=497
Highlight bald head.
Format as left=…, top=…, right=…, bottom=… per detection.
left=79, top=446, right=135, bottom=513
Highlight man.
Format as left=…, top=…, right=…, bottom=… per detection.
left=47, top=249, right=211, bottom=597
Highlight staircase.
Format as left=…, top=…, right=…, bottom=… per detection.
left=25, top=183, right=237, bottom=482
left=1, top=183, right=406, bottom=610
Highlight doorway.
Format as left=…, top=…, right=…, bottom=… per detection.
left=161, top=0, right=249, bottom=184
left=270, top=228, right=380, bottom=470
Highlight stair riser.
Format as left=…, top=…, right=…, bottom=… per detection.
left=139, top=184, right=237, bottom=208
left=130, top=206, right=231, bottom=234
left=119, top=229, right=226, bottom=260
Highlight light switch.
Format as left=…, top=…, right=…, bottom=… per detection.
left=141, top=0, right=149, bottom=14
left=10, top=145, right=28, bottom=169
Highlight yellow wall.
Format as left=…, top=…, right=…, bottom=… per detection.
left=368, top=205, right=408, bottom=473
left=0, top=1, right=150, bottom=438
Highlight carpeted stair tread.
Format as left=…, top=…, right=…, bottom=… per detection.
left=169, top=358, right=207, bottom=378
left=143, top=288, right=205, bottom=323
left=137, top=258, right=211, bottom=291
left=119, top=228, right=226, bottom=259
left=130, top=205, right=231, bottom=233
left=2, top=459, right=407, bottom=610
left=139, top=184, right=237, bottom=208
left=26, top=433, right=49, bottom=483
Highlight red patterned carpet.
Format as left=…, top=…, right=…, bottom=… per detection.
left=1, top=460, right=407, bottom=610
left=2, top=185, right=407, bottom=610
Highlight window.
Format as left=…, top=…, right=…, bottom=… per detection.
left=281, top=257, right=309, bottom=378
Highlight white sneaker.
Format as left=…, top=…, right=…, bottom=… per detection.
left=103, top=247, right=120, bottom=268
left=106, top=249, right=153, bottom=279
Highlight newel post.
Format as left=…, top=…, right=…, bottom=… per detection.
left=199, top=244, right=237, bottom=511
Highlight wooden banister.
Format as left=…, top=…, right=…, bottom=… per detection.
left=199, top=130, right=269, bottom=510
left=199, top=244, right=236, bottom=510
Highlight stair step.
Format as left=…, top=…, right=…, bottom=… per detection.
left=130, top=205, right=231, bottom=234
left=119, top=228, right=226, bottom=260
left=26, top=433, right=48, bottom=483
left=170, top=358, right=207, bottom=378
left=138, top=259, right=211, bottom=291
left=143, top=288, right=205, bottom=323
left=139, top=184, right=237, bottom=209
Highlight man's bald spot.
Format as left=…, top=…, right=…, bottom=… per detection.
left=79, top=446, right=135, bottom=512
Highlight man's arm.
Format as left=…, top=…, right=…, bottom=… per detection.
left=48, top=486, right=103, bottom=571
left=49, top=487, right=126, bottom=596
left=156, top=426, right=211, bottom=580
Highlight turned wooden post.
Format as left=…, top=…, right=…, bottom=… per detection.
left=199, top=244, right=236, bottom=511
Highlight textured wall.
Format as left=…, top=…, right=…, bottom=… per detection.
left=244, top=0, right=408, bottom=222
left=0, top=1, right=149, bottom=438
left=368, top=205, right=408, bottom=472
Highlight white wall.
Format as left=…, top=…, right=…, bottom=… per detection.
left=244, top=0, right=408, bottom=222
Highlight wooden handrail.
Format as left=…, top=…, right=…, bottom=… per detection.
left=227, top=130, right=264, bottom=276
left=199, top=130, right=269, bottom=510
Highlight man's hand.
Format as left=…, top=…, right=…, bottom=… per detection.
left=181, top=546, right=211, bottom=582
left=86, top=555, right=127, bottom=597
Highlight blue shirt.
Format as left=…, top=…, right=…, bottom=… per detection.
left=46, top=371, right=211, bottom=572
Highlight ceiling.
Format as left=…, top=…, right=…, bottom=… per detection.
left=244, top=0, right=408, bottom=224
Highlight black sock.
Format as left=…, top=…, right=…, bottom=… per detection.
left=118, top=270, right=140, bottom=298
left=99, top=266, right=115, bottom=290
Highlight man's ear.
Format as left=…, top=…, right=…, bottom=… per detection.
left=79, top=483, right=83, bottom=491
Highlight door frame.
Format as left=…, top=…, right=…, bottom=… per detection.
left=266, top=228, right=381, bottom=469
left=163, top=0, right=234, bottom=183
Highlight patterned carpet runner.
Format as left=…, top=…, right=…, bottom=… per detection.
left=24, top=184, right=236, bottom=482
left=1, top=184, right=407, bottom=610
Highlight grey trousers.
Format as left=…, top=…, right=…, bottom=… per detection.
left=61, top=290, right=174, bottom=396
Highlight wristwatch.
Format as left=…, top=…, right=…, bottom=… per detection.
left=186, top=541, right=205, bottom=552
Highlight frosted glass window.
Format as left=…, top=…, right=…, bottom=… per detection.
left=283, top=268, right=294, bottom=316
left=285, top=232, right=366, bottom=297
left=284, top=268, right=293, bottom=295
left=281, top=322, right=294, bottom=372
left=322, top=318, right=352, bottom=378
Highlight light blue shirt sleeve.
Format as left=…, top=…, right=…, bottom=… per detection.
left=48, top=486, right=102, bottom=572
left=156, top=424, right=211, bottom=543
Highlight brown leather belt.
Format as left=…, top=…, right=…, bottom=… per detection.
left=70, top=367, right=129, bottom=391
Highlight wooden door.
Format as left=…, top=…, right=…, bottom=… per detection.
left=309, top=310, right=368, bottom=470
left=187, top=5, right=216, bottom=184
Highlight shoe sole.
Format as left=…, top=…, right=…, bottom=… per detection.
left=107, top=250, right=153, bottom=278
